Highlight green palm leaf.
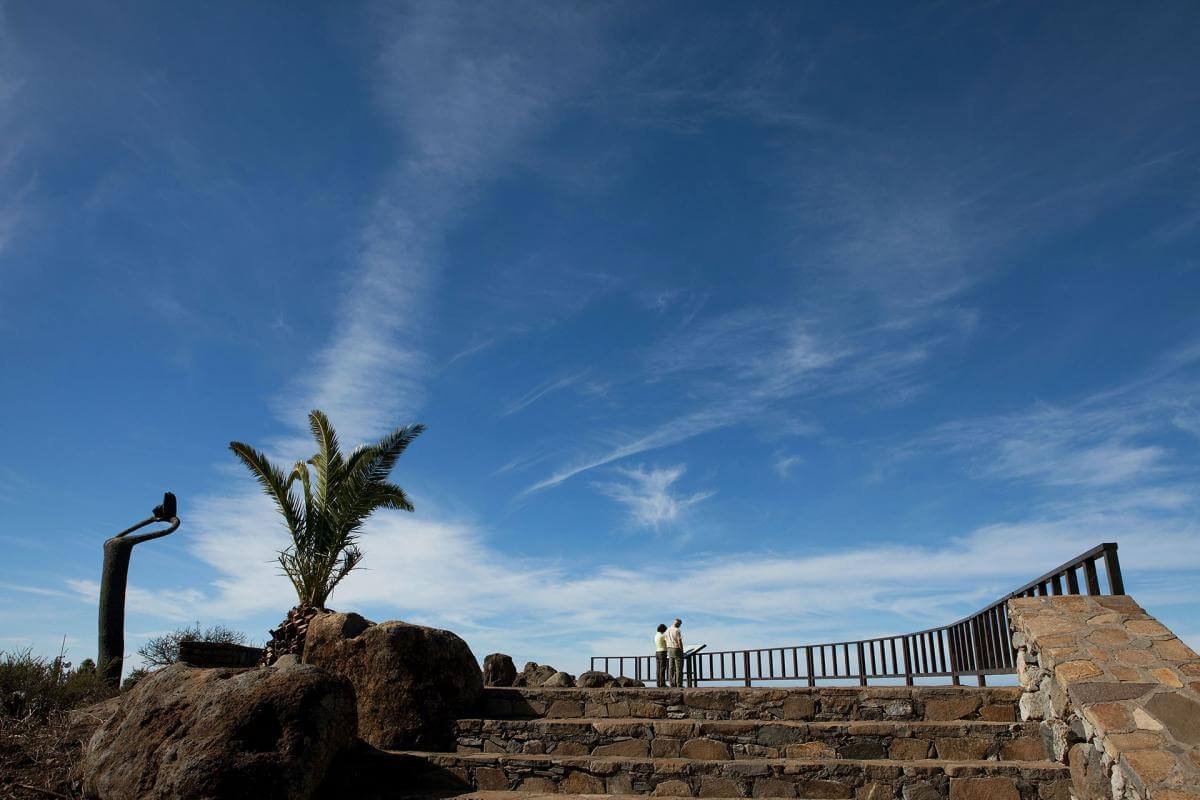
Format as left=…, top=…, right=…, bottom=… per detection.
left=230, top=411, right=423, bottom=609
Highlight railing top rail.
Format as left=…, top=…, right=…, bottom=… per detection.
left=1003, top=542, right=1114, bottom=598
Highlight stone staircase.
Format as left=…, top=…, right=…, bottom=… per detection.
left=333, top=686, right=1071, bottom=800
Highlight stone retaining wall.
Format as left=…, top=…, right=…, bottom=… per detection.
left=1007, top=595, right=1200, bottom=800
left=456, top=718, right=1043, bottom=761
left=483, top=686, right=1021, bottom=722
left=407, top=750, right=1069, bottom=800
left=177, top=640, right=264, bottom=669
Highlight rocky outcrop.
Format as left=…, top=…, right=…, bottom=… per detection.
left=577, top=670, right=617, bottom=688
left=80, top=660, right=355, bottom=800
left=614, top=675, right=646, bottom=687
left=482, top=653, right=517, bottom=687
left=303, top=612, right=483, bottom=750
left=513, top=662, right=559, bottom=687
left=542, top=671, right=576, bottom=687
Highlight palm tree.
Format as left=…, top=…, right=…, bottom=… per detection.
left=230, top=410, right=424, bottom=662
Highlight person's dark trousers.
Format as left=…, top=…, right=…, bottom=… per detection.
left=656, top=651, right=668, bottom=687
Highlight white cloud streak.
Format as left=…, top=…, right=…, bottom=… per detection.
left=902, top=345, right=1200, bottom=492
left=0, top=5, right=29, bottom=264
left=504, top=371, right=588, bottom=417
left=595, top=464, right=714, bottom=531
left=279, top=2, right=602, bottom=445
left=523, top=312, right=936, bottom=494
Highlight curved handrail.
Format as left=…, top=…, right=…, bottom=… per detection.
left=590, top=542, right=1123, bottom=687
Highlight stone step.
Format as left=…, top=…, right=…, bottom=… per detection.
left=455, top=718, right=1047, bottom=762
left=482, top=687, right=1021, bottom=723
left=415, top=794, right=845, bottom=800
left=381, top=793, right=847, bottom=800
left=386, top=751, right=1070, bottom=800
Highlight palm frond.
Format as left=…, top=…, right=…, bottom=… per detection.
left=229, top=442, right=305, bottom=536
left=235, top=412, right=423, bottom=609
left=307, top=409, right=345, bottom=502
left=287, top=460, right=313, bottom=514
left=366, top=482, right=415, bottom=512
left=349, top=424, right=426, bottom=487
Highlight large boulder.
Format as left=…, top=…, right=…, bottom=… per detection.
left=513, top=662, right=559, bottom=687
left=542, top=671, right=576, bottom=687
left=482, top=653, right=517, bottom=687
left=303, top=612, right=482, bottom=750
left=80, top=659, right=355, bottom=800
left=577, top=670, right=617, bottom=688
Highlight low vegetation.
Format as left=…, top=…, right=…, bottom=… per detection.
left=0, top=647, right=111, bottom=798
left=136, top=622, right=250, bottom=668
left=2, top=621, right=253, bottom=797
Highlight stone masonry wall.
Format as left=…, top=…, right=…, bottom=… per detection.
left=177, top=640, right=265, bottom=669
left=483, top=685, right=1021, bottom=722
left=1007, top=595, right=1200, bottom=800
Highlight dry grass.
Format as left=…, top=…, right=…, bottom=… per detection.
left=0, top=649, right=115, bottom=800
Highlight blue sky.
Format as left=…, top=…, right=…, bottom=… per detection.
left=2, top=2, right=1199, bottom=678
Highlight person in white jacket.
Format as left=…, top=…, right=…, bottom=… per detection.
left=664, top=618, right=684, bottom=687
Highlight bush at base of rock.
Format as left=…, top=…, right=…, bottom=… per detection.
left=482, top=653, right=516, bottom=687
left=79, top=660, right=356, bottom=800
left=303, top=612, right=483, bottom=751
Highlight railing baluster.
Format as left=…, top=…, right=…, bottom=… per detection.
left=901, top=637, right=913, bottom=685
left=1084, top=558, right=1101, bottom=594
left=857, top=641, right=867, bottom=685
left=805, top=647, right=815, bottom=687
left=969, top=616, right=986, bottom=686
left=952, top=626, right=962, bottom=685
left=743, top=651, right=751, bottom=687
left=1104, top=544, right=1125, bottom=594
left=792, top=647, right=799, bottom=679
left=1066, top=566, right=1080, bottom=594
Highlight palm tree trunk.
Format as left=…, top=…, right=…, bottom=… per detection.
left=260, top=605, right=325, bottom=665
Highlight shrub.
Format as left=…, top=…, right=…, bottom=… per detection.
left=0, top=648, right=109, bottom=720
left=121, top=667, right=150, bottom=692
left=0, top=649, right=108, bottom=797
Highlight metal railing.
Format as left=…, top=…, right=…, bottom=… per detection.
left=590, top=542, right=1124, bottom=687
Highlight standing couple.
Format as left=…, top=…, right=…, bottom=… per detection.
left=654, top=619, right=684, bottom=687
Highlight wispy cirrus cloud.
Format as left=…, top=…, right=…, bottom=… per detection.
left=504, top=370, right=589, bottom=417
left=773, top=453, right=802, bottom=479
left=900, top=342, right=1200, bottom=491
left=595, top=463, right=714, bottom=531
left=523, top=311, right=937, bottom=495
left=0, top=5, right=30, bottom=265
left=278, top=2, right=604, bottom=446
